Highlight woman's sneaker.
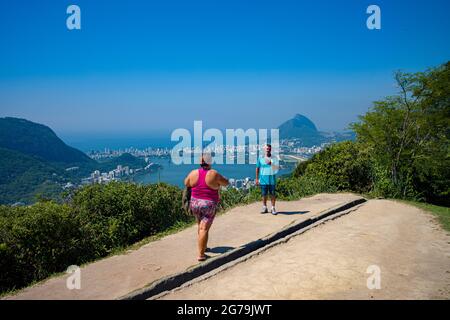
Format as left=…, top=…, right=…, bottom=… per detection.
left=261, top=206, right=268, bottom=214
left=271, top=207, right=277, bottom=215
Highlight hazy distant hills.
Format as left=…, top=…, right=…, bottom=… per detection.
left=0, top=117, right=144, bottom=204
left=278, top=114, right=355, bottom=146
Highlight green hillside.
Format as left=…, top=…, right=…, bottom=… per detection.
left=0, top=148, right=67, bottom=204
left=0, top=117, right=152, bottom=204
left=0, top=117, right=95, bottom=167
left=98, top=153, right=146, bottom=172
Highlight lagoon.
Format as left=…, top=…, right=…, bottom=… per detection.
left=133, top=157, right=294, bottom=188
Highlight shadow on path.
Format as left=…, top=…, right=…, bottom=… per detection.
left=206, top=246, right=235, bottom=254
left=276, top=211, right=309, bottom=215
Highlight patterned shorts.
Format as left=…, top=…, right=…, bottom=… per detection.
left=190, top=197, right=218, bottom=225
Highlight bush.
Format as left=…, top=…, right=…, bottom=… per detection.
left=71, top=182, right=191, bottom=255
left=276, top=174, right=338, bottom=200
left=2, top=181, right=296, bottom=294
left=0, top=202, right=87, bottom=291
left=350, top=63, right=449, bottom=205
left=217, top=187, right=249, bottom=211
left=218, top=187, right=260, bottom=211
left=292, top=141, right=372, bottom=194
left=0, top=182, right=192, bottom=293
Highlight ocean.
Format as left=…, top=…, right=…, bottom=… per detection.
left=62, top=133, right=173, bottom=152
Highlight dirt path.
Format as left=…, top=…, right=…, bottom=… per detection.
left=160, top=200, right=450, bottom=300
left=5, top=193, right=361, bottom=300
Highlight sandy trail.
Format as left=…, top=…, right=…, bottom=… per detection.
left=6, top=193, right=361, bottom=300
left=160, top=200, right=450, bottom=300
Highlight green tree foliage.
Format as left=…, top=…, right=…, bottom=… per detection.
left=0, top=148, right=66, bottom=204
left=289, top=62, right=449, bottom=205
left=0, top=182, right=192, bottom=293
left=351, top=62, right=449, bottom=204
left=0, top=182, right=279, bottom=293
left=276, top=174, right=338, bottom=200
left=71, top=182, right=189, bottom=255
left=0, top=202, right=87, bottom=291
left=298, top=141, right=372, bottom=192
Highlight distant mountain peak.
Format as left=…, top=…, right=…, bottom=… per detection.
left=277, top=114, right=355, bottom=147
left=277, top=114, right=322, bottom=146
left=291, top=114, right=318, bottom=131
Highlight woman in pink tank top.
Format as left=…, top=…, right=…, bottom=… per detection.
left=184, top=153, right=229, bottom=261
left=191, top=167, right=220, bottom=203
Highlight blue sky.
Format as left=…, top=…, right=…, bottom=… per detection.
left=0, top=0, right=449, bottom=137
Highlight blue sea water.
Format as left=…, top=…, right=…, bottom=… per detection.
left=62, top=134, right=173, bottom=152
left=134, top=157, right=294, bottom=188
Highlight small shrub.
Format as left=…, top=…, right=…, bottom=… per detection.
left=0, top=202, right=86, bottom=291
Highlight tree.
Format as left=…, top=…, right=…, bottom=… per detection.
left=351, top=62, right=449, bottom=204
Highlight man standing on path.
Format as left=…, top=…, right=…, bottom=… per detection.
left=256, top=144, right=279, bottom=215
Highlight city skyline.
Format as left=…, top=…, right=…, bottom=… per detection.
left=1, top=0, right=449, bottom=134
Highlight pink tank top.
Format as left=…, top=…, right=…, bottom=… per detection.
left=191, top=168, right=219, bottom=203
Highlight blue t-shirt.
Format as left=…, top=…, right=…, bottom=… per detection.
left=256, top=156, right=278, bottom=185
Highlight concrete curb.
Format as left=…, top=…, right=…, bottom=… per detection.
left=119, top=197, right=367, bottom=300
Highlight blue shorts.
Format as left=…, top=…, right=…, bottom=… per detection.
left=261, top=184, right=276, bottom=196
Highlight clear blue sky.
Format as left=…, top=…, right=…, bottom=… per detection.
left=0, top=0, right=449, bottom=136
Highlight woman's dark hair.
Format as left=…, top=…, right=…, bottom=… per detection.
left=200, top=153, right=212, bottom=168
left=200, top=161, right=209, bottom=168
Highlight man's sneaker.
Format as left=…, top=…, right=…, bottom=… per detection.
left=271, top=207, right=277, bottom=215
left=261, top=206, right=268, bottom=214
